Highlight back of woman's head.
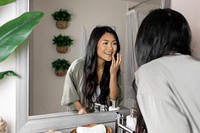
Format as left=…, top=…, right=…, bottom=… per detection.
left=135, top=8, right=192, bottom=66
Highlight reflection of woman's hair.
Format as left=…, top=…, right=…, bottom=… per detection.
left=133, top=8, right=192, bottom=133
left=82, top=26, right=120, bottom=113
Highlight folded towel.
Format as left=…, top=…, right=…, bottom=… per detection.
left=77, top=124, right=106, bottom=133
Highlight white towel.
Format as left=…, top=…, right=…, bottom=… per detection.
left=77, top=124, right=106, bottom=133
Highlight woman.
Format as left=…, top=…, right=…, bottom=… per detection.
left=61, top=26, right=123, bottom=114
left=133, top=8, right=200, bottom=133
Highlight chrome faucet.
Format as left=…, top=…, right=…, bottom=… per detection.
left=94, top=103, right=108, bottom=112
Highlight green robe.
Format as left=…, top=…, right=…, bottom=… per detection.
left=61, top=57, right=123, bottom=112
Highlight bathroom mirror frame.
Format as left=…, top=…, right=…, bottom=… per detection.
left=16, top=0, right=170, bottom=132
left=16, top=1, right=129, bottom=132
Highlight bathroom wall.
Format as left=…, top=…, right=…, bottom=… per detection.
left=171, top=0, right=200, bottom=59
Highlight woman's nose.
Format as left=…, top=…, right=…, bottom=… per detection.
left=107, top=43, right=113, bottom=50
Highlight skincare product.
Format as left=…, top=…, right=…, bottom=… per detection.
left=126, top=108, right=137, bottom=131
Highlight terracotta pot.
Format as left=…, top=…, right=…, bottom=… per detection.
left=56, top=20, right=68, bottom=29
left=55, top=69, right=67, bottom=76
left=56, top=46, right=68, bottom=53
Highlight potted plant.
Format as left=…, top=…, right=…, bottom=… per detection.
left=52, top=59, right=70, bottom=76
left=52, top=34, right=73, bottom=53
left=0, top=4, right=44, bottom=80
left=52, top=9, right=72, bottom=29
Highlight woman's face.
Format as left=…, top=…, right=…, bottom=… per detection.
left=97, top=32, right=117, bottom=62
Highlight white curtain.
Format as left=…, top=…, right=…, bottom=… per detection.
left=123, top=3, right=159, bottom=108
left=79, top=25, right=87, bottom=58
left=124, top=9, right=139, bottom=109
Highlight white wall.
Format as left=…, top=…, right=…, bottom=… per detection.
left=0, top=3, right=17, bottom=133
left=171, top=0, right=200, bottom=59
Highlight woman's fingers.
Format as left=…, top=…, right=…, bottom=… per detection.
left=110, top=53, right=122, bottom=75
left=112, top=53, right=115, bottom=66
left=78, top=108, right=87, bottom=114
left=114, top=53, right=122, bottom=66
left=111, top=53, right=122, bottom=68
left=117, top=53, right=122, bottom=65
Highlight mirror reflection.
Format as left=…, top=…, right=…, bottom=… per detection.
left=61, top=26, right=123, bottom=114
left=29, top=0, right=162, bottom=116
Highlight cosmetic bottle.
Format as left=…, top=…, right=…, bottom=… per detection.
left=126, top=108, right=137, bottom=131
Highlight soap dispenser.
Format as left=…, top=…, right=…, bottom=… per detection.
left=126, top=108, right=137, bottom=131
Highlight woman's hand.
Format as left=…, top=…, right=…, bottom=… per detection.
left=74, top=101, right=87, bottom=114
left=78, top=107, right=87, bottom=114
left=110, top=53, right=122, bottom=76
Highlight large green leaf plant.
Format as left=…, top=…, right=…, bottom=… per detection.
left=0, top=1, right=44, bottom=80
left=0, top=0, right=15, bottom=6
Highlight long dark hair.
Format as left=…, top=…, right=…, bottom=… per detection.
left=82, top=26, right=120, bottom=113
left=134, top=8, right=192, bottom=133
left=136, top=8, right=191, bottom=66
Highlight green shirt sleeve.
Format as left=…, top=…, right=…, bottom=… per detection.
left=61, top=58, right=84, bottom=111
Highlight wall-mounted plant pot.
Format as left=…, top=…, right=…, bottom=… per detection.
left=56, top=46, right=68, bottom=53
left=56, top=20, right=68, bottom=29
left=55, top=69, right=67, bottom=76
left=52, top=59, right=70, bottom=76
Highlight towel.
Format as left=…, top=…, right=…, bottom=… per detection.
left=77, top=124, right=106, bottom=133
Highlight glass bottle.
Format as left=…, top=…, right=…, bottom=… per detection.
left=126, top=108, right=137, bottom=131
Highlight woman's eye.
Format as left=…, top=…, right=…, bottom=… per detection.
left=113, top=42, right=117, bottom=45
left=103, top=42, right=108, bottom=45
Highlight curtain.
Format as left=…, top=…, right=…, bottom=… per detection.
left=123, top=2, right=159, bottom=108
left=79, top=25, right=87, bottom=58
left=124, top=9, right=139, bottom=109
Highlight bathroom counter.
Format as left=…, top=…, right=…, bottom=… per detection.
left=20, top=106, right=129, bottom=133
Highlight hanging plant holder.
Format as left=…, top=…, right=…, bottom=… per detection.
left=52, top=59, right=70, bottom=77
left=56, top=45, right=68, bottom=53
left=56, top=20, right=68, bottom=29
left=55, top=69, right=67, bottom=76
left=52, top=34, right=73, bottom=53
left=52, top=9, right=72, bottom=29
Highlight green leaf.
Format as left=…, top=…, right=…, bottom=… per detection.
left=0, top=70, right=19, bottom=80
left=0, top=11, right=44, bottom=62
left=0, top=0, right=16, bottom=6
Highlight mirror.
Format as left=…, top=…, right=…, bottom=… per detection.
left=29, top=0, right=128, bottom=116
left=16, top=0, right=170, bottom=132
left=29, top=0, right=168, bottom=116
